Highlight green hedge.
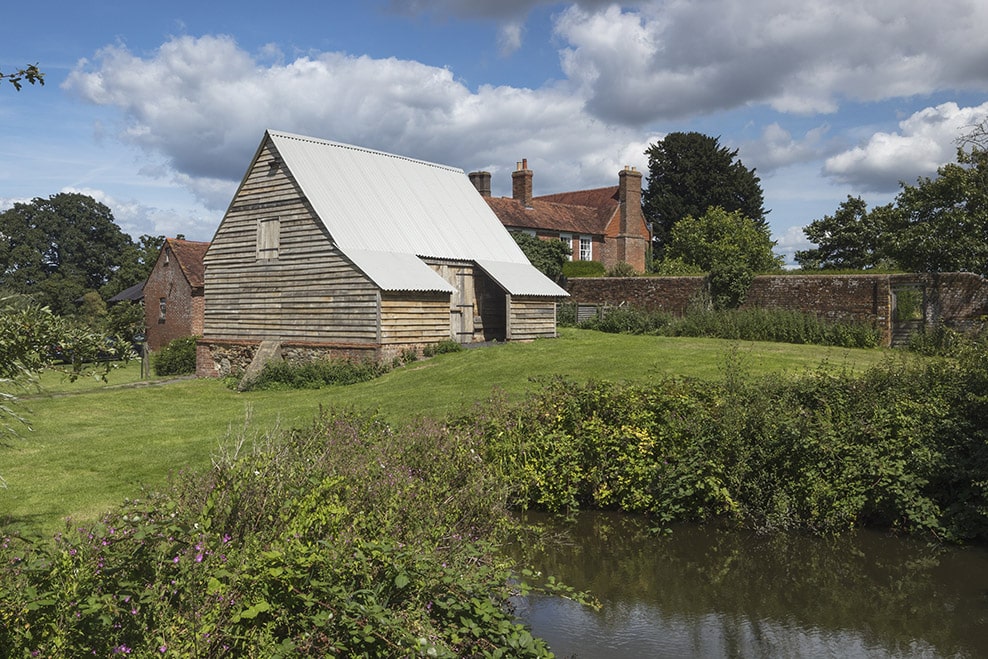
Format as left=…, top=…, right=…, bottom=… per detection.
left=456, top=348, right=988, bottom=542
left=562, top=260, right=606, bottom=278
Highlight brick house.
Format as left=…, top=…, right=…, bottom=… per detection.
left=143, top=238, right=209, bottom=351
left=470, top=160, right=651, bottom=273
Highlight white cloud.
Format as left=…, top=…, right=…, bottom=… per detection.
left=741, top=123, right=831, bottom=171
left=824, top=101, right=988, bottom=192
left=63, top=34, right=653, bottom=207
left=62, top=186, right=210, bottom=240
left=773, top=224, right=814, bottom=266
left=54, top=2, right=988, bottom=240
left=554, top=0, right=988, bottom=124
left=497, top=22, right=525, bottom=56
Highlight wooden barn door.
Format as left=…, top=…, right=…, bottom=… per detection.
left=450, top=267, right=475, bottom=344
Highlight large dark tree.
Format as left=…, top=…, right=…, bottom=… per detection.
left=0, top=193, right=134, bottom=315
left=643, top=132, right=767, bottom=256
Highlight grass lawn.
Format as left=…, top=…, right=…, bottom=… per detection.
left=1, top=329, right=893, bottom=535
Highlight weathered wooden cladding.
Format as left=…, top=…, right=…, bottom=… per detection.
left=380, top=293, right=451, bottom=344
left=508, top=297, right=558, bottom=340
left=203, top=142, right=379, bottom=344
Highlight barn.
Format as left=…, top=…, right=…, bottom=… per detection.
left=196, top=130, right=568, bottom=378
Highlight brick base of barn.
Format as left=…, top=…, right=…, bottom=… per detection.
left=565, top=272, right=988, bottom=347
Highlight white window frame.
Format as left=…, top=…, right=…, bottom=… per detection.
left=579, top=235, right=592, bottom=261
left=559, top=233, right=573, bottom=260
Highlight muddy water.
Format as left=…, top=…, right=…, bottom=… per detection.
left=512, top=511, right=988, bottom=658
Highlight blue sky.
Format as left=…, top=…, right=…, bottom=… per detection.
left=4, top=1, right=988, bottom=263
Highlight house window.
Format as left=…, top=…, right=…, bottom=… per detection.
left=579, top=235, right=592, bottom=261
left=257, top=217, right=280, bottom=260
left=158, top=297, right=166, bottom=322
left=559, top=233, right=573, bottom=260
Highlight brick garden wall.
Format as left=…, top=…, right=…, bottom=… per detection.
left=565, top=272, right=988, bottom=346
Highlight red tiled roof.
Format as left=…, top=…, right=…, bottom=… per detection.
left=485, top=185, right=619, bottom=236
left=166, top=238, right=210, bottom=289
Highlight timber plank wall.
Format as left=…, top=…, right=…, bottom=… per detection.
left=565, top=272, right=988, bottom=346
left=508, top=297, right=559, bottom=340
left=202, top=141, right=379, bottom=345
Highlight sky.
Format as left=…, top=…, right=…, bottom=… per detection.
left=4, top=1, right=988, bottom=264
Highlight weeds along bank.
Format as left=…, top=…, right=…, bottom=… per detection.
left=0, top=410, right=571, bottom=657
left=3, top=336, right=988, bottom=655
left=454, top=344, right=988, bottom=542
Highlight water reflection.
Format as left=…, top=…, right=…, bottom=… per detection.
left=511, top=511, right=988, bottom=658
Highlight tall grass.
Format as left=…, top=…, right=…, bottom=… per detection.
left=564, top=304, right=881, bottom=348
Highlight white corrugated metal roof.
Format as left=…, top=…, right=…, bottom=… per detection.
left=267, top=131, right=567, bottom=296
left=475, top=260, right=570, bottom=297
left=346, top=249, right=455, bottom=293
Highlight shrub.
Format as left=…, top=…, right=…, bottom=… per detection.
left=511, top=231, right=571, bottom=279
left=423, top=339, right=464, bottom=357
left=150, top=336, right=198, bottom=376
left=454, top=352, right=988, bottom=542
left=575, top=305, right=880, bottom=349
left=243, top=357, right=389, bottom=391
left=581, top=306, right=673, bottom=334
left=0, top=410, right=570, bottom=656
left=562, top=260, right=606, bottom=278
left=606, top=261, right=637, bottom=277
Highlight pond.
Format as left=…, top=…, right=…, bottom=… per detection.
left=511, top=511, right=988, bottom=658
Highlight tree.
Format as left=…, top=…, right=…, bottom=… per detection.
left=1, top=64, right=44, bottom=91
left=794, top=196, right=893, bottom=270
left=0, top=193, right=134, bottom=315
left=510, top=231, right=571, bottom=280
left=105, top=234, right=166, bottom=298
left=1, top=293, right=133, bottom=449
left=663, top=206, right=782, bottom=309
left=643, top=132, right=767, bottom=256
left=885, top=148, right=988, bottom=275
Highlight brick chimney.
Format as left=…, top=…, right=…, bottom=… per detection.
left=618, top=165, right=643, bottom=234
left=511, top=159, right=533, bottom=207
left=616, top=166, right=647, bottom=272
left=468, top=171, right=491, bottom=197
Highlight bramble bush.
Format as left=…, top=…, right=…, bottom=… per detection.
left=0, top=409, right=580, bottom=657
left=453, top=350, right=988, bottom=542
left=241, top=341, right=466, bottom=391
